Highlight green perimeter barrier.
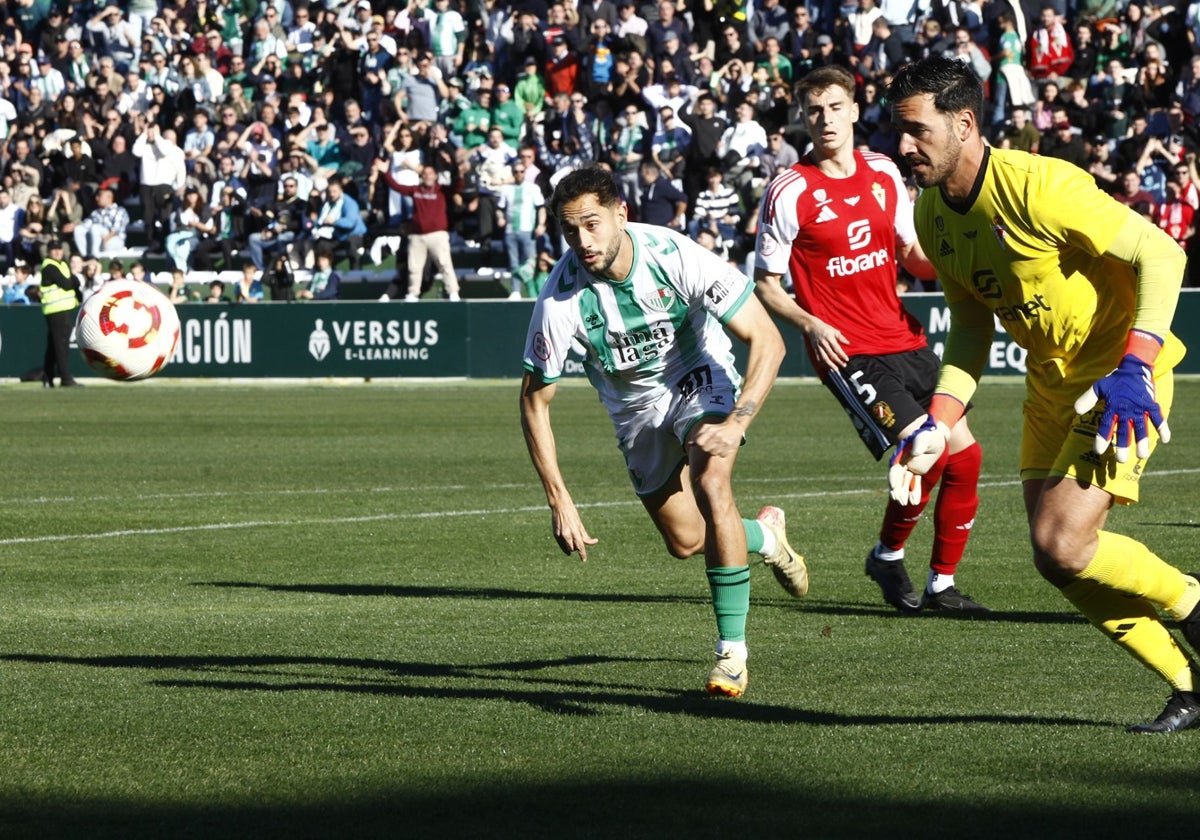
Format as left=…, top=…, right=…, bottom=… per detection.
left=4, top=291, right=1199, bottom=380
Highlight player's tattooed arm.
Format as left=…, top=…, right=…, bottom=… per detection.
left=732, top=400, right=757, bottom=419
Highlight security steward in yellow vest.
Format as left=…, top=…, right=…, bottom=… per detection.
left=40, top=240, right=82, bottom=388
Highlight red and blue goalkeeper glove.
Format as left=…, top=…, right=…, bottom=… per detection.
left=1073, top=329, right=1171, bottom=463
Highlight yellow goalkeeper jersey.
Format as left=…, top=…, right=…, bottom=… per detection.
left=915, top=147, right=1185, bottom=403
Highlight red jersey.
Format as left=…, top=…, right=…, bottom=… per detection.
left=755, top=149, right=926, bottom=368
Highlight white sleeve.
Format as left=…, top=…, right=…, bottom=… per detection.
left=672, top=230, right=753, bottom=323
left=522, top=268, right=578, bottom=381
left=753, top=170, right=804, bottom=275
left=891, top=170, right=917, bottom=247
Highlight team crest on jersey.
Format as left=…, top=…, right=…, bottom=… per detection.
left=991, top=214, right=1009, bottom=250
left=871, top=400, right=896, bottom=428
left=872, top=181, right=887, bottom=211
left=643, top=287, right=676, bottom=311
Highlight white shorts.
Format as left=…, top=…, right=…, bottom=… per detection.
left=612, top=362, right=740, bottom=497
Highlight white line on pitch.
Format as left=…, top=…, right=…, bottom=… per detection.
left=0, top=468, right=1197, bottom=546
left=11, top=465, right=1200, bottom=508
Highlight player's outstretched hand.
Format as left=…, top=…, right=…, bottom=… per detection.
left=1074, top=337, right=1170, bottom=464
left=551, top=503, right=598, bottom=561
left=887, top=416, right=950, bottom=505
left=804, top=318, right=850, bottom=369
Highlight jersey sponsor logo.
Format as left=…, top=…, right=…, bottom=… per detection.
left=706, top=277, right=732, bottom=306
left=677, top=364, right=713, bottom=400
left=813, top=188, right=830, bottom=206
left=938, top=239, right=954, bottom=257
left=972, top=269, right=1002, bottom=299
left=612, top=323, right=674, bottom=364
left=964, top=230, right=978, bottom=239
left=995, top=294, right=1051, bottom=322
left=815, top=205, right=838, bottom=223
left=532, top=330, right=551, bottom=361
left=642, top=287, right=676, bottom=312
left=844, top=196, right=860, bottom=206
left=826, top=247, right=889, bottom=277
left=846, top=219, right=872, bottom=250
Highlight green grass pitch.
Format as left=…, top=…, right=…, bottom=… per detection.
left=1, top=377, right=1199, bottom=838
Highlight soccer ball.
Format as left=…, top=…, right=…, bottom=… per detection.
left=75, top=279, right=181, bottom=381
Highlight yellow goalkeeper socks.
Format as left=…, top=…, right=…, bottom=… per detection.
left=1061, top=577, right=1194, bottom=691
left=1077, top=531, right=1199, bottom=620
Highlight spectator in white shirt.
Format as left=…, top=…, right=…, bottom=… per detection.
left=286, top=4, right=318, bottom=53
left=642, top=74, right=699, bottom=134
left=133, top=123, right=186, bottom=252
left=717, top=101, right=768, bottom=193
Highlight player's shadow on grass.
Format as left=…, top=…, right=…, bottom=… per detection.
left=196, top=581, right=1088, bottom=624
left=0, top=651, right=1106, bottom=729
left=198, top=580, right=715, bottom=606
left=800, top=601, right=1090, bottom=624
left=5, top=775, right=1197, bottom=839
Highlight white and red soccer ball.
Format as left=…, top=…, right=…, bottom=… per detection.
left=75, top=279, right=181, bottom=381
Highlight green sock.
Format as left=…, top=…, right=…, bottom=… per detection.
left=743, top=518, right=766, bottom=555
left=707, top=564, right=750, bottom=643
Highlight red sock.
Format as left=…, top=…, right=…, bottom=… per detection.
left=931, top=442, right=982, bottom=576
left=879, top=446, right=949, bottom=551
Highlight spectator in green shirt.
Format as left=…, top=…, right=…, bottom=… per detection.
left=514, top=56, right=547, bottom=119
left=491, top=83, right=525, bottom=145
left=454, top=89, right=493, bottom=153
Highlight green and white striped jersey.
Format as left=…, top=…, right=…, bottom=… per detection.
left=523, top=223, right=754, bottom=415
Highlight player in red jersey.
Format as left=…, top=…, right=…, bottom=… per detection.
left=753, top=65, right=988, bottom=613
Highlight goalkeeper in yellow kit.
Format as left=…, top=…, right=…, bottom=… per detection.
left=888, top=55, right=1200, bottom=733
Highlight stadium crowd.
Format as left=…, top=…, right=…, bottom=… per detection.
left=0, top=0, right=1199, bottom=303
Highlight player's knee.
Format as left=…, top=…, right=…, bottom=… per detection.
left=690, top=468, right=733, bottom=510
left=1030, top=521, right=1092, bottom=582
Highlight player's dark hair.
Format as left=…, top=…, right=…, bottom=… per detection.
left=549, top=165, right=622, bottom=220
left=796, top=65, right=857, bottom=104
left=887, top=55, right=984, bottom=123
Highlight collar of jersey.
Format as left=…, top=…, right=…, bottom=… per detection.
left=941, top=146, right=989, bottom=215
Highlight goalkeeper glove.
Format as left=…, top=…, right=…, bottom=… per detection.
left=887, top=394, right=963, bottom=505
left=1073, top=329, right=1170, bottom=464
